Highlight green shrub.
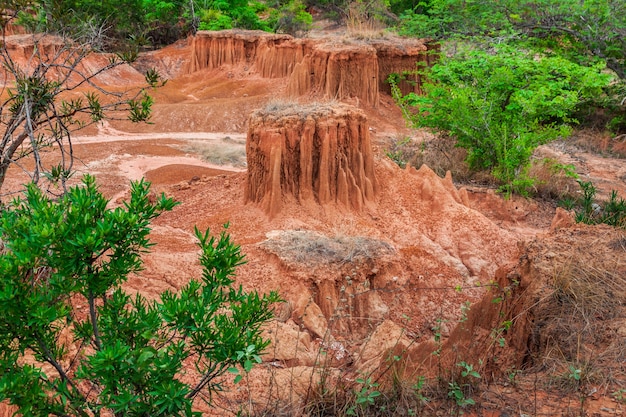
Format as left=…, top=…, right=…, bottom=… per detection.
left=199, top=9, right=234, bottom=30
left=390, top=46, right=611, bottom=195
left=0, top=175, right=279, bottom=416
left=269, top=0, right=312, bottom=35
left=574, top=180, right=626, bottom=227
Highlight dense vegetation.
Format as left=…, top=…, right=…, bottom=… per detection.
left=391, top=0, right=626, bottom=195
left=13, top=0, right=313, bottom=48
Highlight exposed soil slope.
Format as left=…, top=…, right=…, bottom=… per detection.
left=1, top=29, right=626, bottom=416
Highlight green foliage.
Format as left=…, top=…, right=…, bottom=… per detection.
left=29, top=0, right=145, bottom=48
left=398, top=0, right=626, bottom=80
left=347, top=377, right=382, bottom=416
left=613, top=389, right=626, bottom=403
left=199, top=9, right=234, bottom=30
left=397, top=0, right=626, bottom=135
left=412, top=375, right=429, bottom=406
left=0, top=175, right=279, bottom=416
left=142, top=0, right=186, bottom=24
left=385, top=137, right=413, bottom=168
left=128, top=93, right=155, bottom=123
left=568, top=365, right=582, bottom=382
left=447, top=361, right=481, bottom=409
left=269, top=0, right=312, bottom=35
left=390, top=46, right=611, bottom=194
left=447, top=381, right=474, bottom=408
left=398, top=0, right=509, bottom=39
left=573, top=180, right=626, bottom=227
left=13, top=0, right=312, bottom=49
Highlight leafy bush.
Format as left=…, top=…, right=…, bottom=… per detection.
left=397, top=0, right=626, bottom=80
left=398, top=0, right=509, bottom=39
left=199, top=9, right=234, bottom=30
left=390, top=46, right=611, bottom=194
left=0, top=175, right=279, bottom=416
left=269, top=0, right=313, bottom=35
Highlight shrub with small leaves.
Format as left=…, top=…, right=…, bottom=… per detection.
left=0, top=175, right=280, bottom=416
left=390, top=46, right=611, bottom=195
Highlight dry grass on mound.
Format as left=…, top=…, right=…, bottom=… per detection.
left=383, top=134, right=479, bottom=184
left=527, top=229, right=626, bottom=393
left=567, top=129, right=626, bottom=158
left=256, top=100, right=343, bottom=120
left=527, top=156, right=580, bottom=201
left=184, top=136, right=247, bottom=167
left=260, top=230, right=395, bottom=267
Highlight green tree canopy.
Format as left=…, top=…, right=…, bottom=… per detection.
left=399, top=0, right=626, bottom=79
left=390, top=46, right=611, bottom=194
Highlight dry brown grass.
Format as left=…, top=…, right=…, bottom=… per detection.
left=259, top=230, right=395, bottom=267
left=530, top=248, right=626, bottom=391
left=383, top=134, right=481, bottom=184
left=257, top=99, right=342, bottom=120
left=184, top=136, right=247, bottom=167
left=344, top=0, right=388, bottom=38
left=567, top=129, right=626, bottom=158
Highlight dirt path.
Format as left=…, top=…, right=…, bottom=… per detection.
left=70, top=123, right=247, bottom=202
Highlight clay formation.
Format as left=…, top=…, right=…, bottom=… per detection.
left=245, top=102, right=378, bottom=217
left=187, top=30, right=434, bottom=106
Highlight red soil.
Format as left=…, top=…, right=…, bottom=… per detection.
left=1, top=30, right=625, bottom=417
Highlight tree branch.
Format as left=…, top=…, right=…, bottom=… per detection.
left=35, top=337, right=91, bottom=417
left=88, top=289, right=103, bottom=351
left=186, top=362, right=228, bottom=400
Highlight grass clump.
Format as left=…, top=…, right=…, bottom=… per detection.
left=260, top=230, right=395, bottom=267
left=257, top=100, right=342, bottom=120
left=185, top=136, right=247, bottom=167
left=527, top=157, right=579, bottom=201
left=530, top=251, right=626, bottom=394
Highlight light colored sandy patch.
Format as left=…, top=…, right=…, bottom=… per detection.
left=73, top=130, right=246, bottom=143
left=115, top=156, right=243, bottom=182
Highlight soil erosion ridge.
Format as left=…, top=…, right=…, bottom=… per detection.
left=186, top=29, right=436, bottom=107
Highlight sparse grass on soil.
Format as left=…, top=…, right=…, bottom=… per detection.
left=257, top=100, right=343, bottom=120
left=184, top=136, right=247, bottom=167
left=527, top=156, right=580, bottom=201
left=568, top=129, right=626, bottom=158
left=383, top=134, right=487, bottom=185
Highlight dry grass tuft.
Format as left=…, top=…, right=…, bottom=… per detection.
left=531, top=251, right=626, bottom=390
left=567, top=129, right=626, bottom=158
left=184, top=136, right=247, bottom=167
left=257, top=99, right=342, bottom=120
left=344, top=0, right=394, bottom=40
left=383, top=134, right=479, bottom=184
left=260, top=230, right=395, bottom=267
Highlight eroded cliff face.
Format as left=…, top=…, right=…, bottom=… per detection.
left=245, top=102, right=377, bottom=217
left=0, top=35, right=145, bottom=87
left=187, top=30, right=433, bottom=107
